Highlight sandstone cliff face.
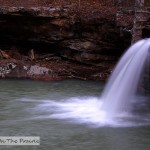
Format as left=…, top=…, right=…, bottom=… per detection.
left=0, top=6, right=132, bottom=80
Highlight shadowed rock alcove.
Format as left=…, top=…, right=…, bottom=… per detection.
left=0, top=6, right=131, bottom=80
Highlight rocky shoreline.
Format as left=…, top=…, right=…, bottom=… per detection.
left=0, top=58, right=110, bottom=81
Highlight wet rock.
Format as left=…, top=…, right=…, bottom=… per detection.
left=27, top=65, right=49, bottom=75
left=28, top=49, right=35, bottom=60
left=0, top=60, right=17, bottom=78
left=0, top=59, right=104, bottom=80
left=61, top=40, right=98, bottom=51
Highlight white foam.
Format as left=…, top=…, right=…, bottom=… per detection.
left=25, top=97, right=143, bottom=127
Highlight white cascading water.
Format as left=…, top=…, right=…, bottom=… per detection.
left=26, top=38, right=150, bottom=127
left=101, top=38, right=150, bottom=119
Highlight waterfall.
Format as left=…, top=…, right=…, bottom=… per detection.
left=101, top=38, right=150, bottom=119
left=31, top=38, right=150, bottom=127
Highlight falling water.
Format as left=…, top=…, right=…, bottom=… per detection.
left=27, top=38, right=150, bottom=127
left=101, top=38, right=150, bottom=119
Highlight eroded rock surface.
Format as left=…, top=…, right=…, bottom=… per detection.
left=0, top=6, right=133, bottom=80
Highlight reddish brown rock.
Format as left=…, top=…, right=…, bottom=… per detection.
left=0, top=3, right=148, bottom=81
left=0, top=49, right=11, bottom=59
